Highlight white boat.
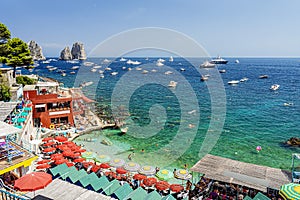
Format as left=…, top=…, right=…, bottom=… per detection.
left=98, top=70, right=104, bottom=74
left=270, top=84, right=280, bottom=91
left=67, top=60, right=79, bottom=64
left=102, top=59, right=111, bottom=64
left=80, top=81, right=93, bottom=87
left=156, top=61, right=164, bottom=67
left=111, top=72, right=118, bottom=76
left=105, top=67, right=112, bottom=71
left=165, top=71, right=173, bottom=75
left=259, top=75, right=268, bottom=79
left=210, top=56, right=228, bottom=64
left=83, top=62, right=94, bottom=66
left=61, top=73, right=66, bottom=77
left=127, top=60, right=141, bottom=65
left=46, top=65, right=53, bottom=69
left=48, top=67, right=57, bottom=71
left=100, top=74, right=105, bottom=79
left=200, top=61, right=216, bottom=68
left=235, top=59, right=240, bottom=64
left=169, top=56, right=174, bottom=62
left=180, top=68, right=185, bottom=71
left=93, top=65, right=102, bottom=69
left=71, top=66, right=80, bottom=70
left=228, top=80, right=239, bottom=85
left=42, top=60, right=50, bottom=64
left=168, top=81, right=177, bottom=88
left=219, top=69, right=226, bottom=73
left=91, top=68, right=97, bottom=72
left=157, top=58, right=165, bottom=63
left=240, top=77, right=249, bottom=82
left=122, top=66, right=126, bottom=70
left=142, top=70, right=148, bottom=74
left=119, top=57, right=127, bottom=62
left=70, top=71, right=76, bottom=74
left=120, top=127, right=128, bottom=134
left=135, top=67, right=142, bottom=71
left=151, top=69, right=157, bottom=73
left=200, top=76, right=209, bottom=81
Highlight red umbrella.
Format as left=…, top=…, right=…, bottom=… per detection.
left=56, top=144, right=67, bottom=150
left=14, top=172, right=52, bottom=192
left=44, top=141, right=55, bottom=147
left=170, top=184, right=184, bottom=193
left=133, top=174, right=147, bottom=181
left=63, top=151, right=74, bottom=157
left=55, top=159, right=68, bottom=165
left=43, top=147, right=56, bottom=153
left=77, top=149, right=86, bottom=153
left=105, top=171, right=117, bottom=178
left=36, top=163, right=51, bottom=169
left=37, top=160, right=51, bottom=164
left=42, top=137, right=53, bottom=142
left=91, top=165, right=101, bottom=173
left=73, top=152, right=81, bottom=158
left=55, top=136, right=68, bottom=142
left=143, top=177, right=157, bottom=187
left=73, top=158, right=86, bottom=163
left=66, top=162, right=74, bottom=167
left=116, top=168, right=127, bottom=175
left=82, top=162, right=94, bottom=169
left=100, top=163, right=111, bottom=169
left=155, top=181, right=170, bottom=191
left=50, top=154, right=63, bottom=160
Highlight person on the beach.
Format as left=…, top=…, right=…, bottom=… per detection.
left=128, top=152, right=133, bottom=161
left=141, top=149, right=145, bottom=153
left=184, top=163, right=188, bottom=169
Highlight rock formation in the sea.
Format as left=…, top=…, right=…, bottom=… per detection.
left=71, top=42, right=87, bottom=60
left=60, top=47, right=72, bottom=60
left=28, top=40, right=46, bottom=60
left=286, top=137, right=300, bottom=146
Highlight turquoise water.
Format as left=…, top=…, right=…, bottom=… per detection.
left=24, top=57, right=300, bottom=169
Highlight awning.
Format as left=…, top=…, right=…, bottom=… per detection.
left=0, top=156, right=38, bottom=175
left=35, top=104, right=46, bottom=108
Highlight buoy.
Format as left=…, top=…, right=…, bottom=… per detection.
left=256, top=146, right=262, bottom=152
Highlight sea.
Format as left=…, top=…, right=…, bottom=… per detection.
left=21, top=57, right=300, bottom=170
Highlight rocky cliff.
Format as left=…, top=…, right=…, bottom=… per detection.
left=71, top=42, right=87, bottom=60
left=28, top=40, right=46, bottom=60
left=60, top=47, right=72, bottom=60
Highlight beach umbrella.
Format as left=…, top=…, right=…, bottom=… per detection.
left=43, top=141, right=55, bottom=147
left=36, top=163, right=51, bottom=169
left=14, top=172, right=52, bottom=194
left=143, top=177, right=157, bottom=187
left=95, top=154, right=111, bottom=163
left=73, top=158, right=86, bottom=163
left=81, top=152, right=96, bottom=160
left=50, top=153, right=63, bottom=159
left=55, top=136, right=68, bottom=142
left=37, top=160, right=51, bottom=164
left=76, top=149, right=86, bottom=153
left=43, top=147, right=56, bottom=153
left=279, top=183, right=300, bottom=200
left=124, top=162, right=140, bottom=172
left=170, top=184, right=184, bottom=193
left=82, top=161, right=94, bottom=169
left=155, top=181, right=170, bottom=191
left=174, top=169, right=191, bottom=180
left=109, top=158, right=125, bottom=168
left=42, top=137, right=53, bottom=142
left=66, top=162, right=74, bottom=167
left=138, top=165, right=156, bottom=176
left=133, top=174, right=147, bottom=181
left=156, top=169, right=173, bottom=181
left=62, top=151, right=74, bottom=157
left=116, top=167, right=127, bottom=175
left=100, top=163, right=111, bottom=169
left=91, top=165, right=101, bottom=173
left=73, top=152, right=81, bottom=158
left=54, top=159, right=68, bottom=165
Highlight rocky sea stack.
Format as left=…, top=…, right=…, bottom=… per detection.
left=286, top=137, right=300, bottom=147
left=71, top=42, right=86, bottom=60
left=60, top=47, right=72, bottom=60
left=28, top=40, right=46, bottom=60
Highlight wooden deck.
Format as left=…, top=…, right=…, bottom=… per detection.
left=26, top=179, right=116, bottom=200
left=190, top=154, right=291, bottom=192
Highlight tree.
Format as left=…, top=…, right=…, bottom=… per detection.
left=0, top=83, right=11, bottom=101
left=5, top=38, right=33, bottom=78
left=16, top=75, right=36, bottom=86
left=0, top=22, right=11, bottom=43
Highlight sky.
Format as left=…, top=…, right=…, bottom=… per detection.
left=1, top=0, right=300, bottom=57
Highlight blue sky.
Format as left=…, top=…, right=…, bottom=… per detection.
left=1, top=0, right=300, bottom=57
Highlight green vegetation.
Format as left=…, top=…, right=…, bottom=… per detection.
left=0, top=83, right=11, bottom=101
left=16, top=75, right=36, bottom=86
left=0, top=22, right=33, bottom=77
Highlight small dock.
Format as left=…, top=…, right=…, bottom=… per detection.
left=190, top=154, right=291, bottom=192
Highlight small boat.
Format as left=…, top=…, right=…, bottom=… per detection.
left=235, top=59, right=240, bottom=64
left=142, top=70, right=148, bottom=74
left=93, top=65, right=102, bottom=69
left=180, top=68, right=185, bottom=71
left=46, top=65, right=53, bottom=69
left=135, top=67, right=142, bottom=71
left=240, top=77, right=248, bottom=82
left=156, top=61, right=164, bottom=67
left=42, top=60, right=50, bottom=64
left=111, top=72, right=118, bottom=76
left=122, top=66, right=126, bottom=70
left=270, top=84, right=280, bottom=91
left=200, top=76, right=209, bottom=81
left=169, top=56, right=174, bottom=62
left=219, top=69, right=226, bottom=73
left=210, top=56, right=228, bottom=64
left=127, top=60, right=141, bottom=65
left=61, top=73, right=66, bottom=77
left=151, top=69, right=157, bottom=72
left=86, top=138, right=97, bottom=142
left=91, top=68, right=97, bottom=72
left=98, top=70, right=104, bottom=74
left=67, top=60, right=79, bottom=64
left=157, top=58, right=165, bottom=63
left=100, top=74, right=105, bottom=78
left=105, top=67, right=112, bottom=71
left=259, top=75, right=268, bottom=79
left=164, top=71, right=173, bottom=75
left=71, top=66, right=80, bottom=70
left=228, top=80, right=239, bottom=85
left=283, top=102, right=293, bottom=106
left=120, top=127, right=128, bottom=134
left=80, top=81, right=93, bottom=87
left=119, top=57, right=127, bottom=62
left=168, top=81, right=177, bottom=88
left=200, top=61, right=216, bottom=68
left=70, top=71, right=76, bottom=74
left=83, top=61, right=94, bottom=66
left=102, top=59, right=111, bottom=64
left=48, top=67, right=57, bottom=71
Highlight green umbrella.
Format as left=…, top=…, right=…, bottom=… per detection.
left=17, top=118, right=26, bottom=123
left=156, top=169, right=173, bottom=181
left=20, top=112, right=29, bottom=116
left=279, top=183, right=300, bottom=200
left=94, top=154, right=111, bottom=163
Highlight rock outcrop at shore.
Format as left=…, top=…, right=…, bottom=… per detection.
left=286, top=137, right=300, bottom=146
left=28, top=40, right=46, bottom=60
left=71, top=42, right=86, bottom=60
left=60, top=47, right=72, bottom=60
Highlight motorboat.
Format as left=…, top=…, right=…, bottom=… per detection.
left=83, top=61, right=94, bottom=66
left=111, top=72, right=118, bottom=76
left=122, top=66, right=126, bottom=70
left=151, top=69, right=157, bottom=72
left=228, top=80, right=239, bottom=85
left=259, top=75, right=268, bottom=79
left=210, top=56, right=228, bottom=64
left=142, top=70, right=148, bottom=74
left=61, top=73, right=66, bottom=77
left=135, top=67, right=142, bottom=71
left=127, top=59, right=141, bottom=65
left=100, top=74, right=104, bottom=79
left=200, top=61, right=216, bottom=68
left=91, top=68, right=97, bottom=72
left=120, top=127, right=128, bottom=134
left=102, top=59, right=111, bottom=64
left=200, top=75, right=209, bottom=81
left=240, top=77, right=249, bottom=82
left=157, top=58, right=165, bottom=63
left=168, top=81, right=177, bottom=88
left=235, top=59, right=240, bottom=64
left=169, top=56, right=174, bottom=62
left=80, top=81, right=93, bottom=87
left=165, top=71, right=173, bottom=75
left=219, top=69, right=226, bottom=73
left=119, top=57, right=127, bottom=62
left=270, top=84, right=280, bottom=91
left=105, top=67, right=112, bottom=71
left=93, top=65, right=102, bottom=69
left=180, top=68, right=185, bottom=71
left=98, top=70, right=104, bottom=74
left=71, top=66, right=80, bottom=70
left=70, top=71, right=76, bottom=74
left=48, top=67, right=57, bottom=71
left=156, top=61, right=164, bottom=67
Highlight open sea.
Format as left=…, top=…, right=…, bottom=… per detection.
left=21, top=57, right=300, bottom=170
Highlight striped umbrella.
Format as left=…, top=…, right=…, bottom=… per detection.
left=109, top=158, right=125, bottom=168
left=279, top=183, right=300, bottom=200
left=123, top=162, right=140, bottom=172
left=138, top=165, right=156, bottom=176
left=94, top=154, right=111, bottom=163
left=36, top=163, right=51, bottom=169
left=156, top=169, right=173, bottom=181
left=174, top=169, right=192, bottom=180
